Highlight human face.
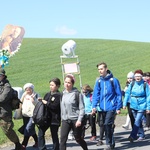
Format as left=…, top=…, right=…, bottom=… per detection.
left=64, top=77, right=73, bottom=92
left=25, top=87, right=33, bottom=95
left=134, top=75, right=142, bottom=82
left=13, top=27, right=21, bottom=38
left=97, top=64, right=107, bottom=77
left=127, top=77, right=133, bottom=83
left=50, top=81, right=59, bottom=92
left=82, top=89, right=89, bottom=96
left=145, top=76, right=150, bottom=81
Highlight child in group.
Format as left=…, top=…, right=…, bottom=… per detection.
left=82, top=84, right=97, bottom=141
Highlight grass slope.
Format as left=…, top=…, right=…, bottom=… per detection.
left=6, top=38, right=150, bottom=95
left=0, top=38, right=150, bottom=145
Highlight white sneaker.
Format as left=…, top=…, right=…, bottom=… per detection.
left=145, top=127, right=150, bottom=131
left=68, top=133, right=74, bottom=140
left=137, top=137, right=145, bottom=141
left=122, top=125, right=129, bottom=130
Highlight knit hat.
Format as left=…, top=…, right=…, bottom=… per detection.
left=0, top=68, right=6, bottom=76
left=134, top=69, right=143, bottom=77
left=23, top=83, right=34, bottom=90
left=127, top=71, right=134, bottom=78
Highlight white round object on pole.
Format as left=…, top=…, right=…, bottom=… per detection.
left=61, top=40, right=76, bottom=57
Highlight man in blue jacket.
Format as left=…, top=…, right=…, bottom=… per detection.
left=92, top=62, right=122, bottom=150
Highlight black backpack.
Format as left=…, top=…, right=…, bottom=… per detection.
left=32, top=101, right=48, bottom=127
left=11, top=88, right=22, bottom=110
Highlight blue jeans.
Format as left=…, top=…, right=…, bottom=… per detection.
left=23, top=117, right=36, bottom=136
left=130, top=109, right=145, bottom=139
left=102, top=111, right=116, bottom=148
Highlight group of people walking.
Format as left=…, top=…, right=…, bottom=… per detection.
left=0, top=61, right=150, bottom=150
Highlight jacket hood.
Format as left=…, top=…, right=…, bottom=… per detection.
left=63, top=87, right=79, bottom=94
left=100, top=70, right=113, bottom=80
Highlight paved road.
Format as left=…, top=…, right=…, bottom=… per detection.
left=1, top=116, right=150, bottom=150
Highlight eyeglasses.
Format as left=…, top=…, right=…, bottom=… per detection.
left=82, top=91, right=90, bottom=95
left=134, top=76, right=142, bottom=78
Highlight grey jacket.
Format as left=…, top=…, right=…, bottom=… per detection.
left=0, top=78, right=13, bottom=118
left=61, top=88, right=85, bottom=122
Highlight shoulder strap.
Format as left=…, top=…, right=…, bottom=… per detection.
left=110, top=78, right=115, bottom=90
left=143, top=81, right=147, bottom=95
left=98, top=78, right=101, bottom=89
left=98, top=78, right=115, bottom=91
left=90, top=94, right=92, bottom=101
left=130, top=80, right=135, bottom=93
left=130, top=80, right=146, bottom=94
left=75, top=91, right=80, bottom=106
left=144, top=81, right=146, bottom=92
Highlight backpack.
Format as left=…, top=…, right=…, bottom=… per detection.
left=98, top=77, right=115, bottom=91
left=11, top=88, right=22, bottom=110
left=32, top=101, right=48, bottom=127
left=130, top=80, right=146, bottom=95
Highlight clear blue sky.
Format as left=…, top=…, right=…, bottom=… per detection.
left=1, top=0, right=150, bottom=42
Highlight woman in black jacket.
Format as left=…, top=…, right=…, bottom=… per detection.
left=38, top=78, right=61, bottom=150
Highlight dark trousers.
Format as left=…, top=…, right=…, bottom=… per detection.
left=38, top=125, right=59, bottom=150
left=127, top=103, right=135, bottom=128
left=60, top=120, right=88, bottom=150
left=102, top=111, right=116, bottom=147
left=146, top=113, right=150, bottom=127
left=97, top=111, right=105, bottom=140
left=85, top=114, right=96, bottom=136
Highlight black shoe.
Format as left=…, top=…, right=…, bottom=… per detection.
left=15, top=142, right=22, bottom=150
left=96, top=140, right=104, bottom=146
left=128, top=136, right=134, bottom=143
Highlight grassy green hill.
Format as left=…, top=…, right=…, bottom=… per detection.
left=5, top=38, right=150, bottom=96
left=1, top=38, right=150, bottom=145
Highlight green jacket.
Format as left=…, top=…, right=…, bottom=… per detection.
left=0, top=78, right=13, bottom=118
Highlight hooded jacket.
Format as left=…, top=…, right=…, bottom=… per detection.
left=123, top=79, right=150, bottom=111
left=0, top=78, right=13, bottom=118
left=61, top=87, right=85, bottom=122
left=92, top=70, right=122, bottom=111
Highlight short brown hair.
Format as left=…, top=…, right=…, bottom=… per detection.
left=82, top=84, right=93, bottom=93
left=96, top=62, right=107, bottom=68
